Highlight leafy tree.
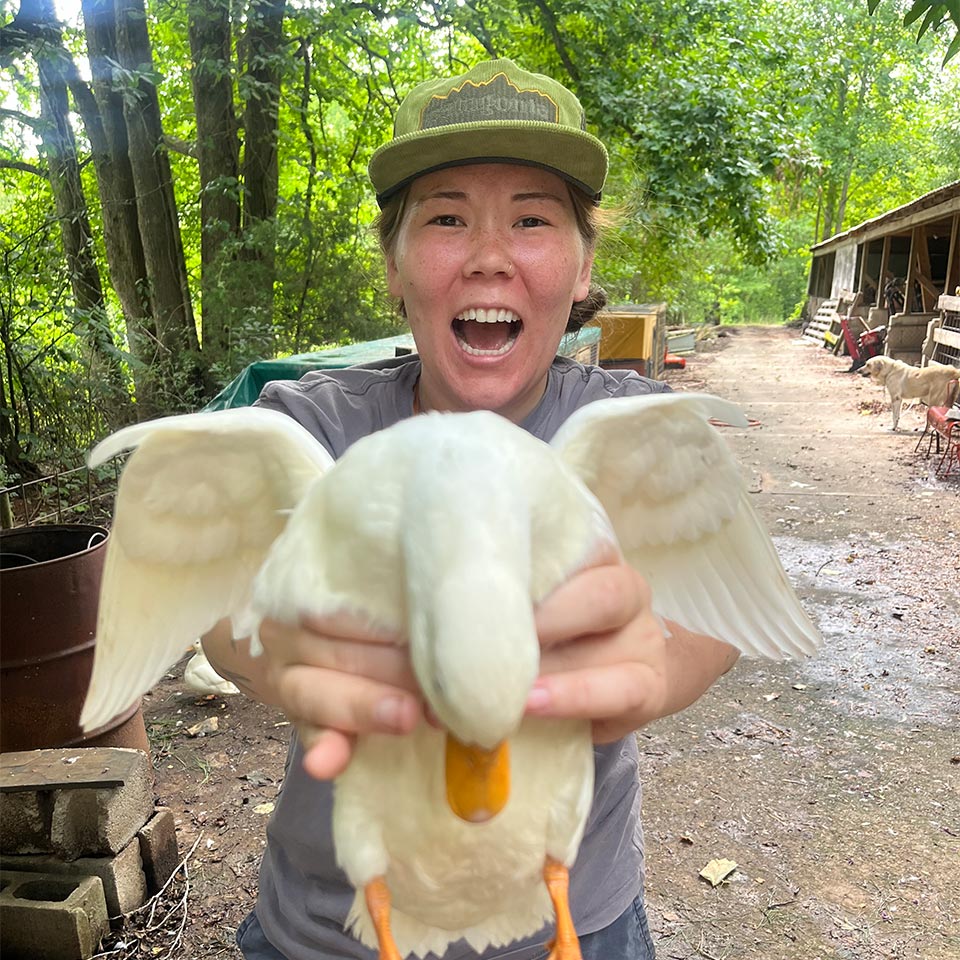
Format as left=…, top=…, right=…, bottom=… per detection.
left=868, top=0, right=960, bottom=63
left=1, top=0, right=958, bottom=480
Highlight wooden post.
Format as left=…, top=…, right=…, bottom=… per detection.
left=856, top=242, right=870, bottom=297
left=913, top=224, right=936, bottom=311
left=904, top=226, right=919, bottom=313
left=878, top=235, right=892, bottom=289
left=945, top=212, right=960, bottom=297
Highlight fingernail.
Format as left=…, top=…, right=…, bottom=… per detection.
left=526, top=683, right=552, bottom=713
left=374, top=695, right=408, bottom=732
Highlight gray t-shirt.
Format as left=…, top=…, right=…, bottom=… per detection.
left=252, top=354, right=671, bottom=960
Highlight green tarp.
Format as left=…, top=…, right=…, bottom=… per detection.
left=204, top=328, right=600, bottom=411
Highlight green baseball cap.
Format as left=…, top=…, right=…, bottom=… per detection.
left=368, top=59, right=608, bottom=206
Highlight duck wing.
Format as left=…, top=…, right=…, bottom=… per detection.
left=80, top=408, right=333, bottom=730
left=551, top=393, right=820, bottom=659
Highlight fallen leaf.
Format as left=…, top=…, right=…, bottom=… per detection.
left=253, top=801, right=275, bottom=815
left=186, top=717, right=219, bottom=737
left=792, top=684, right=807, bottom=691
left=763, top=693, right=780, bottom=702
left=699, top=858, right=738, bottom=886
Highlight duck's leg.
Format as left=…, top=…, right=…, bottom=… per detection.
left=543, top=858, right=582, bottom=960
left=364, top=877, right=402, bottom=960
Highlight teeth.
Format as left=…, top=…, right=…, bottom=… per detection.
left=456, top=308, right=519, bottom=324
left=459, top=339, right=515, bottom=357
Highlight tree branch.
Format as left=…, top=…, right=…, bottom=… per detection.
left=163, top=134, right=198, bottom=158
left=533, top=0, right=580, bottom=82
left=0, top=158, right=45, bottom=176
left=0, top=106, right=41, bottom=129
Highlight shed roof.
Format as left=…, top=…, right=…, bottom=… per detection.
left=811, top=180, right=960, bottom=255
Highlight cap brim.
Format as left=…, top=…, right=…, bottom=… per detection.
left=369, top=121, right=607, bottom=205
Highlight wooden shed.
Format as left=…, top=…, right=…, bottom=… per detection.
left=803, top=180, right=960, bottom=365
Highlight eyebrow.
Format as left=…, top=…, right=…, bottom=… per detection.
left=414, top=190, right=566, bottom=207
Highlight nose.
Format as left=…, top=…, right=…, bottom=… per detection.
left=462, top=228, right=515, bottom=279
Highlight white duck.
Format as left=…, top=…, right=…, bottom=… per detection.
left=183, top=641, right=240, bottom=697
left=80, top=394, right=820, bottom=960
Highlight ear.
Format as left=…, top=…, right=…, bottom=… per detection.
left=386, top=254, right=403, bottom=298
left=573, top=250, right=594, bottom=303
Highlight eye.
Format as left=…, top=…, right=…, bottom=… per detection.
left=430, top=214, right=462, bottom=227
left=517, top=216, right=547, bottom=228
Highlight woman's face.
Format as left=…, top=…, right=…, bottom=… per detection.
left=386, top=163, right=594, bottom=423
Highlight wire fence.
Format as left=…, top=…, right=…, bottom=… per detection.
left=1, top=461, right=122, bottom=530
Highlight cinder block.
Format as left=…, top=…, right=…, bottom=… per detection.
left=1, top=836, right=148, bottom=922
left=1, top=748, right=154, bottom=860
left=0, top=869, right=109, bottom=959
left=0, top=790, right=53, bottom=854
left=138, top=807, right=179, bottom=893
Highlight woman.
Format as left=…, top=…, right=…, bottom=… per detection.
left=204, top=59, right=739, bottom=959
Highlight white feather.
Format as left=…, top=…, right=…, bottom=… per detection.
left=80, top=408, right=333, bottom=731
left=551, top=393, right=820, bottom=658
left=80, top=395, right=820, bottom=957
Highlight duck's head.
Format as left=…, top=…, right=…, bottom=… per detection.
left=412, top=569, right=539, bottom=823
left=406, top=516, right=540, bottom=823
left=399, top=411, right=578, bottom=822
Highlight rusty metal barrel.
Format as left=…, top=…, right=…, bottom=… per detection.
left=0, top=524, right=149, bottom=754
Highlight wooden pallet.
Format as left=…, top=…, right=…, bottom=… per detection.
left=803, top=298, right=839, bottom=346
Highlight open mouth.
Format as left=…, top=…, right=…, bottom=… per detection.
left=453, top=308, right=521, bottom=357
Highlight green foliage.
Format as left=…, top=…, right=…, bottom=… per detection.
left=867, top=0, right=960, bottom=63
left=0, top=184, right=129, bottom=474
left=1, top=0, right=959, bottom=476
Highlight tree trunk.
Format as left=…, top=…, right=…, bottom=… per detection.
left=188, top=0, right=240, bottom=367
left=5, top=0, right=128, bottom=405
left=114, top=0, right=209, bottom=408
left=80, top=0, right=162, bottom=414
left=240, top=0, right=286, bottom=283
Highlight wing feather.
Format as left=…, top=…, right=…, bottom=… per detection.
left=80, top=408, right=333, bottom=731
left=552, top=394, right=820, bottom=659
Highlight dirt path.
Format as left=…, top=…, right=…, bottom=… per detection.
left=110, top=326, right=959, bottom=959
left=643, top=326, right=959, bottom=959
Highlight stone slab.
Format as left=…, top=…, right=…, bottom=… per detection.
left=1, top=748, right=154, bottom=860
left=1, top=835, right=148, bottom=921
left=0, top=869, right=108, bottom=959
left=138, top=807, right=180, bottom=893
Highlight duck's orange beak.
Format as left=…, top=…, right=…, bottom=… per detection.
left=444, top=735, right=509, bottom=823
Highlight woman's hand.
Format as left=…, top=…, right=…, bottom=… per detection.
left=257, top=612, right=423, bottom=780
left=525, top=560, right=740, bottom=741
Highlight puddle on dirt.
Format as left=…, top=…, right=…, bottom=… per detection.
left=770, top=535, right=959, bottom=727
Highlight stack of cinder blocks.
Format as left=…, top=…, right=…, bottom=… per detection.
left=0, top=747, right=179, bottom=960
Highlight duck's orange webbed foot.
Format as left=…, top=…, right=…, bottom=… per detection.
left=365, top=877, right=402, bottom=960
left=543, top=858, right=582, bottom=960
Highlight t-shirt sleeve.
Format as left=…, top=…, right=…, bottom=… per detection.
left=254, top=378, right=353, bottom=459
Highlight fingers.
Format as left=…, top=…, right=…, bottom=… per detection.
left=273, top=630, right=419, bottom=692
left=258, top=616, right=418, bottom=694
left=300, top=727, right=355, bottom=780
left=299, top=609, right=401, bottom=645
left=535, top=563, right=650, bottom=648
left=256, top=614, right=423, bottom=781
left=526, top=661, right=664, bottom=739
left=276, top=665, right=421, bottom=737
left=530, top=563, right=668, bottom=738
